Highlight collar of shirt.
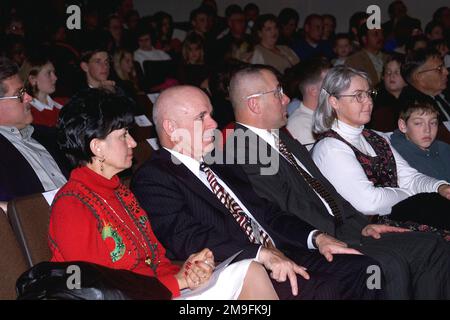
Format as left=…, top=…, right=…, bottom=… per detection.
left=164, top=147, right=203, bottom=177
left=236, top=122, right=278, bottom=150
left=31, top=96, right=62, bottom=112
left=299, top=101, right=315, bottom=115
left=0, top=125, right=34, bottom=140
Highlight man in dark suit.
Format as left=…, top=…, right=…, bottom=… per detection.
left=400, top=48, right=450, bottom=143
left=225, top=64, right=450, bottom=299
left=131, top=85, right=383, bottom=300
left=0, top=57, right=69, bottom=204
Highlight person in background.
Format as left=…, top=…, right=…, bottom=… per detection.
left=250, top=14, right=299, bottom=74
left=370, top=54, right=407, bottom=131
left=287, top=57, right=331, bottom=149
left=112, top=49, right=143, bottom=99
left=391, top=102, right=450, bottom=182
left=19, top=53, right=65, bottom=127
left=0, top=57, right=68, bottom=203
left=244, top=3, right=259, bottom=34
left=177, top=33, right=209, bottom=88
left=292, top=14, right=334, bottom=61
left=277, top=8, right=300, bottom=48
left=425, top=21, right=444, bottom=41
left=332, top=34, right=353, bottom=66
left=153, top=11, right=182, bottom=59
left=322, top=14, right=336, bottom=41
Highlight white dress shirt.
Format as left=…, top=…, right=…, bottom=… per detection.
left=30, top=96, right=62, bottom=112
left=311, top=120, right=447, bottom=216
left=286, top=102, right=316, bottom=150
left=165, top=148, right=277, bottom=259
left=0, top=125, right=66, bottom=192
left=238, top=123, right=333, bottom=249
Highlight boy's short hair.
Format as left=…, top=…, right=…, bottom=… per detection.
left=399, top=101, right=439, bottom=122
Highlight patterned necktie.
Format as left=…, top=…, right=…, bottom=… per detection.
left=275, top=135, right=343, bottom=225
left=199, top=162, right=274, bottom=247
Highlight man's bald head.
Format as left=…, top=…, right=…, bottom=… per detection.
left=153, top=85, right=217, bottom=158
left=154, top=85, right=208, bottom=132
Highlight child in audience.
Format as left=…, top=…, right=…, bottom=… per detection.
left=391, top=102, right=450, bottom=181
left=332, top=34, right=352, bottom=66
left=20, top=53, right=66, bottom=127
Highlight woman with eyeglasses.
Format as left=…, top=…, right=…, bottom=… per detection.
left=310, top=66, right=450, bottom=237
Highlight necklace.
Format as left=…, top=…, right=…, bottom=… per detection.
left=93, top=189, right=159, bottom=273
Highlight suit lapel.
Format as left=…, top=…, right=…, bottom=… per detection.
left=155, top=149, right=236, bottom=217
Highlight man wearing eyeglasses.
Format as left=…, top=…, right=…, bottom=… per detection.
left=400, top=48, right=450, bottom=143
left=225, top=64, right=450, bottom=299
left=0, top=57, right=68, bottom=205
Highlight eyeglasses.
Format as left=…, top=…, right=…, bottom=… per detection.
left=417, top=64, right=446, bottom=74
left=334, top=89, right=378, bottom=103
left=244, top=85, right=284, bottom=100
left=0, top=87, right=28, bottom=103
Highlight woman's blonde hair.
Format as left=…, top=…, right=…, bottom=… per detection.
left=19, top=56, right=51, bottom=97
left=112, top=49, right=137, bottom=81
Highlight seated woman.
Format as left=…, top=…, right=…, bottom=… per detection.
left=250, top=14, right=300, bottom=74
left=112, top=49, right=143, bottom=100
left=19, top=53, right=67, bottom=127
left=369, top=54, right=407, bottom=132
left=310, top=66, right=450, bottom=236
left=49, top=88, right=278, bottom=300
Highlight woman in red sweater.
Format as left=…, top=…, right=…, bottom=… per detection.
left=49, top=88, right=278, bottom=299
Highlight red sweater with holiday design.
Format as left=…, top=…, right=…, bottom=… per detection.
left=48, top=166, right=181, bottom=297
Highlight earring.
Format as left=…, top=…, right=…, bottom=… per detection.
left=99, top=157, right=105, bottom=172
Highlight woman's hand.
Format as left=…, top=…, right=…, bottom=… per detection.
left=175, top=248, right=215, bottom=290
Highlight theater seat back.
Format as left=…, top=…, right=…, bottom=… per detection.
left=0, top=208, right=27, bottom=299
left=8, top=193, right=52, bottom=268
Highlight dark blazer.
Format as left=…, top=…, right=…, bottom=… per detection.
left=0, top=125, right=70, bottom=201
left=228, top=124, right=372, bottom=245
left=130, top=148, right=315, bottom=262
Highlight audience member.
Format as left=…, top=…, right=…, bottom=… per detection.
left=287, top=57, right=331, bottom=149
left=332, top=33, right=352, bottom=66
left=345, top=24, right=387, bottom=86
left=0, top=57, right=68, bottom=202
left=226, top=63, right=450, bottom=299
left=50, top=88, right=278, bottom=300
left=292, top=14, right=334, bottom=61
left=311, top=66, right=450, bottom=231
left=131, top=84, right=383, bottom=300
left=370, top=54, right=407, bottom=131
left=391, top=102, right=450, bottom=181
left=400, top=48, right=450, bottom=143
left=250, top=14, right=299, bottom=74
left=19, top=53, right=65, bottom=127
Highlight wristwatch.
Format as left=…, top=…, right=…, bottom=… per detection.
left=312, top=230, right=325, bottom=249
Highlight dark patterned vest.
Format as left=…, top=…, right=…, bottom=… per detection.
left=317, top=129, right=399, bottom=187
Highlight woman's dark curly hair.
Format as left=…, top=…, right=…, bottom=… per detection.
left=57, top=88, right=134, bottom=167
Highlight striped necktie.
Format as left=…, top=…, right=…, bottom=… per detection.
left=274, top=135, right=343, bottom=225
left=200, top=162, right=274, bottom=247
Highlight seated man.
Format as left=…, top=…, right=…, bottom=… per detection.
left=391, top=101, right=450, bottom=181
left=131, top=85, right=383, bottom=300
left=286, top=57, right=331, bottom=149
left=0, top=57, right=68, bottom=202
left=225, top=64, right=450, bottom=299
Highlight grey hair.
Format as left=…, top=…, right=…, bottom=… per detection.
left=312, top=65, right=371, bottom=134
